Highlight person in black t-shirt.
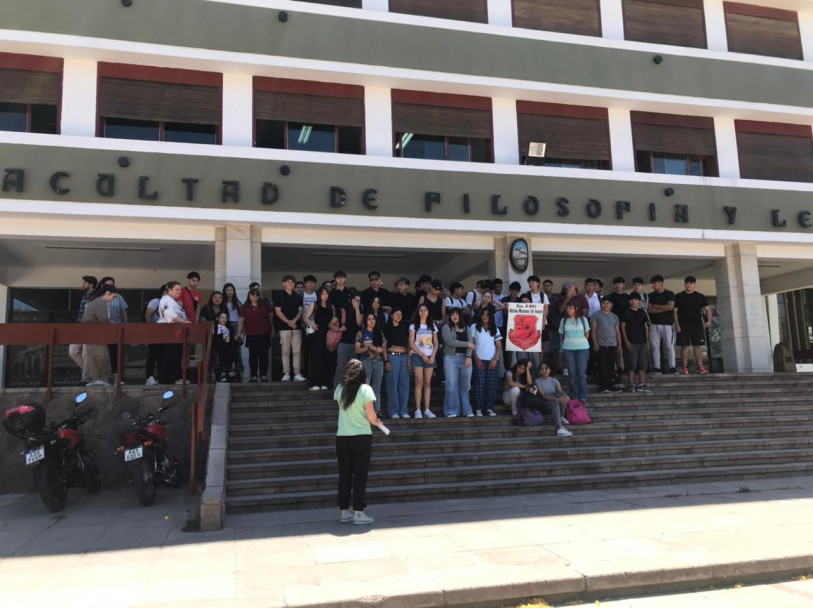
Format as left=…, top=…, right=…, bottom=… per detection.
left=333, top=290, right=363, bottom=388
left=274, top=274, right=305, bottom=382
left=604, top=276, right=631, bottom=375
left=674, top=276, right=712, bottom=375
left=647, top=274, right=676, bottom=373
left=621, top=293, right=651, bottom=392
left=389, top=277, right=417, bottom=320
left=361, top=270, right=391, bottom=314
left=329, top=270, right=349, bottom=311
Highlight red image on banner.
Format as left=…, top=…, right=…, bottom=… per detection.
left=508, top=315, right=542, bottom=351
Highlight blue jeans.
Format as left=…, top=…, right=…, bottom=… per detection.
left=362, top=357, right=384, bottom=414
left=443, top=354, right=473, bottom=417
left=385, top=354, right=410, bottom=417
left=562, top=348, right=590, bottom=403
left=333, top=342, right=355, bottom=387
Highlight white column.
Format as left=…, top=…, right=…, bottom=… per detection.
left=0, top=283, right=7, bottom=389
left=492, top=98, right=519, bottom=165
left=487, top=0, right=513, bottom=27
left=361, top=0, right=389, bottom=11
left=713, top=117, right=740, bottom=179
left=713, top=243, right=772, bottom=373
left=491, top=235, right=533, bottom=288
left=60, top=58, right=98, bottom=137
left=607, top=108, right=635, bottom=172
left=798, top=12, right=813, bottom=61
left=704, top=0, right=728, bottom=52
left=364, top=87, right=393, bottom=158
left=600, top=0, right=625, bottom=40
left=221, top=73, right=254, bottom=147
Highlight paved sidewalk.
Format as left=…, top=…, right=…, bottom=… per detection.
left=2, top=477, right=813, bottom=607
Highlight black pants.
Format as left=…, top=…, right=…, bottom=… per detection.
left=597, top=345, right=617, bottom=390
left=336, top=434, right=372, bottom=511
left=108, top=344, right=119, bottom=375
left=145, top=343, right=161, bottom=379
left=213, top=341, right=236, bottom=374
left=310, top=333, right=335, bottom=388
left=158, top=344, right=182, bottom=384
left=246, top=334, right=270, bottom=378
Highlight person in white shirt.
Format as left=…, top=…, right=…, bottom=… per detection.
left=469, top=308, right=502, bottom=417
left=521, top=275, right=549, bottom=374
left=157, top=281, right=189, bottom=384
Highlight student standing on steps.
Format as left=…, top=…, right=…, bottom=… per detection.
left=442, top=307, right=475, bottom=418
left=470, top=307, right=502, bottom=417
left=355, top=312, right=386, bottom=414
left=305, top=287, right=339, bottom=391
left=409, top=303, right=438, bottom=419
left=383, top=308, right=411, bottom=418
left=335, top=359, right=380, bottom=525
left=559, top=302, right=591, bottom=405
left=673, top=276, right=712, bottom=375
left=621, top=292, right=652, bottom=393
left=238, top=288, right=273, bottom=383
left=274, top=274, right=306, bottom=383
left=647, top=274, right=677, bottom=374
left=590, top=298, right=623, bottom=394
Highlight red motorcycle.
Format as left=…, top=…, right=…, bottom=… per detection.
left=2, top=392, right=101, bottom=512
left=116, top=390, right=181, bottom=506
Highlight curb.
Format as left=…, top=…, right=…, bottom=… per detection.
left=200, top=381, right=230, bottom=531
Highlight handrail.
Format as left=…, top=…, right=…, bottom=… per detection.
left=0, top=322, right=213, bottom=494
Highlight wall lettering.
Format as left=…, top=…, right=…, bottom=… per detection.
left=649, top=203, right=656, bottom=222
left=182, top=178, right=198, bottom=202
left=799, top=211, right=811, bottom=228
left=425, top=191, right=440, bottom=213
left=674, top=205, right=689, bottom=223
left=49, top=171, right=70, bottom=195
left=556, top=197, right=570, bottom=217
left=462, top=193, right=470, bottom=214
left=222, top=181, right=240, bottom=203
left=362, top=188, right=378, bottom=210
left=724, top=206, right=737, bottom=225
left=2, top=169, right=24, bottom=193
left=616, top=200, right=630, bottom=220
left=586, top=198, right=602, bottom=219
left=523, top=195, right=539, bottom=216
left=491, top=194, right=507, bottom=216
left=262, top=182, right=280, bottom=205
left=96, top=174, right=115, bottom=197
left=138, top=176, right=158, bottom=201
left=772, top=209, right=787, bottom=228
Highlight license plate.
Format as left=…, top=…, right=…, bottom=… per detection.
left=25, top=446, right=45, bottom=466
left=124, top=446, right=143, bottom=462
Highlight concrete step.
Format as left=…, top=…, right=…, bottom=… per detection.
left=224, top=461, right=813, bottom=512
left=226, top=436, right=813, bottom=479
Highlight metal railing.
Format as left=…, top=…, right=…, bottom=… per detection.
left=0, top=323, right=213, bottom=493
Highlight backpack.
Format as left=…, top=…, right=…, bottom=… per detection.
left=514, top=405, right=545, bottom=427
left=565, top=399, right=592, bottom=425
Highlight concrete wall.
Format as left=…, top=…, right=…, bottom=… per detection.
left=0, top=386, right=197, bottom=494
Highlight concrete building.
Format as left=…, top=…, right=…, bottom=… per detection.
left=1, top=0, right=813, bottom=385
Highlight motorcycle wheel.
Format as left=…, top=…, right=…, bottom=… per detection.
left=81, top=453, right=101, bottom=494
left=132, top=452, right=156, bottom=507
left=34, top=464, right=67, bottom=513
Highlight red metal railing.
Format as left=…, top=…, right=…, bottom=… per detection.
left=0, top=323, right=213, bottom=493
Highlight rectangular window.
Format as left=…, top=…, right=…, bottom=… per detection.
left=512, top=0, right=601, bottom=37
left=0, top=53, right=62, bottom=134
left=392, top=90, right=493, bottom=163
left=389, top=0, right=488, bottom=23
left=97, top=63, right=222, bottom=144
left=736, top=120, right=813, bottom=183
left=623, top=0, right=707, bottom=49
left=254, top=78, right=365, bottom=155
left=724, top=2, right=803, bottom=60
left=631, top=112, right=718, bottom=176
left=517, top=102, right=611, bottom=170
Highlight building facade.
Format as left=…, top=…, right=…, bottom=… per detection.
left=2, top=0, right=813, bottom=385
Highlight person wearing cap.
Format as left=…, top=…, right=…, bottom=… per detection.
left=621, top=292, right=651, bottom=392
left=69, top=275, right=97, bottom=384
left=674, top=276, right=712, bottom=375
left=647, top=275, right=677, bottom=374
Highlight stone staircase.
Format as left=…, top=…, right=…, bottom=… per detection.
left=224, top=373, right=813, bottom=513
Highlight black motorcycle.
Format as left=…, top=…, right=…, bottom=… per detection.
left=2, top=392, right=101, bottom=512
left=116, top=390, right=181, bottom=506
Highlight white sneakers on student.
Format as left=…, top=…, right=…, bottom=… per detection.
left=423, top=410, right=436, bottom=419
left=340, top=509, right=354, bottom=523
left=557, top=427, right=573, bottom=438
left=145, top=376, right=158, bottom=386
left=414, top=410, right=423, bottom=419
left=281, top=374, right=291, bottom=382
left=294, top=374, right=306, bottom=382
left=353, top=511, right=374, bottom=525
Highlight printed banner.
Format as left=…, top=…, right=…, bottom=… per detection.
left=506, top=303, right=544, bottom=353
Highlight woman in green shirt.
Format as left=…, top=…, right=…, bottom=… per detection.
left=335, top=359, right=381, bottom=525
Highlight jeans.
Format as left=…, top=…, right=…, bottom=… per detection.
left=385, top=354, right=410, bottom=417
left=336, top=434, right=372, bottom=512
left=362, top=357, right=384, bottom=414
left=443, top=354, right=473, bottom=417
left=562, top=348, right=589, bottom=403
left=333, top=342, right=356, bottom=387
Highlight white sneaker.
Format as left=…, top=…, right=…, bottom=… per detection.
left=145, top=376, right=158, bottom=386
left=447, top=414, right=457, bottom=418
left=424, top=410, right=436, bottom=419
left=340, top=509, right=354, bottom=523
left=401, top=413, right=410, bottom=419
left=487, top=410, right=497, bottom=417
left=475, top=410, right=483, bottom=417
left=175, top=379, right=185, bottom=385
left=465, top=413, right=475, bottom=418
left=414, top=410, right=423, bottom=419
left=562, top=369, right=569, bottom=377
left=391, top=414, right=400, bottom=419
left=309, top=386, right=321, bottom=391
left=320, top=386, right=329, bottom=391
left=557, top=427, right=573, bottom=438
left=88, top=380, right=111, bottom=386
left=281, top=374, right=291, bottom=382
left=293, top=374, right=306, bottom=382
left=353, top=510, right=374, bottom=525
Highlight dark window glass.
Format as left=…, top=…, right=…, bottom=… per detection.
left=105, top=117, right=160, bottom=141
left=448, top=137, right=470, bottom=162
left=400, top=133, right=446, bottom=160
left=649, top=152, right=706, bottom=176
left=288, top=122, right=336, bottom=152
left=337, top=125, right=363, bottom=155
left=0, top=102, right=28, bottom=132
left=255, top=119, right=286, bottom=149
left=471, top=138, right=492, bottom=163
left=30, top=104, right=58, bottom=134
left=164, top=122, right=218, bottom=145
left=636, top=150, right=652, bottom=173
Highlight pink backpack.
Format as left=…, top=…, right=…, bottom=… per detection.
left=565, top=400, right=592, bottom=425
